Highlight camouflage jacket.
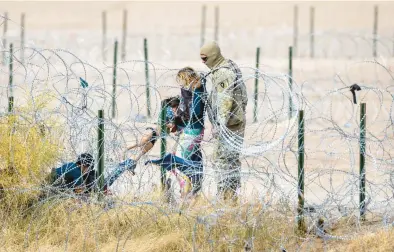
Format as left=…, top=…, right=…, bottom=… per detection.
left=207, top=59, right=248, bottom=128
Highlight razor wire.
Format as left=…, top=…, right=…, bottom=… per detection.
left=1, top=20, right=394, bottom=251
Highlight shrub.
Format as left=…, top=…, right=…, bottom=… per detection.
left=0, top=92, right=62, bottom=211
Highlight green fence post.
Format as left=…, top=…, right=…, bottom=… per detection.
left=112, top=40, right=118, bottom=118
left=98, top=110, right=105, bottom=198
left=8, top=97, right=13, bottom=113
left=144, top=38, right=151, bottom=118
left=289, top=46, right=293, bottom=119
left=8, top=43, right=13, bottom=113
left=360, top=103, right=366, bottom=220
left=253, top=47, right=260, bottom=123
left=297, top=110, right=306, bottom=233
left=159, top=100, right=167, bottom=191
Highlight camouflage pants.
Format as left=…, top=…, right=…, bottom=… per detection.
left=213, top=122, right=245, bottom=199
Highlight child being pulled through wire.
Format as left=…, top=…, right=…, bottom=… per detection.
left=125, top=67, right=207, bottom=199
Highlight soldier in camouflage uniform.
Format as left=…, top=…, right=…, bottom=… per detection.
left=200, top=41, right=248, bottom=201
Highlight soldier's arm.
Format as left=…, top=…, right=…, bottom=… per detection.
left=215, top=68, right=236, bottom=126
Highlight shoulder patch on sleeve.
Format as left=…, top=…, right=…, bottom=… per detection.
left=215, top=68, right=236, bottom=85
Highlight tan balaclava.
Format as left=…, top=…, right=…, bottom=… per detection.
left=200, top=41, right=225, bottom=69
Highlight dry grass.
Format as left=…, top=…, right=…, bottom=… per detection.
left=0, top=92, right=299, bottom=251
left=0, top=92, right=62, bottom=184
left=0, top=102, right=298, bottom=252
left=0, top=197, right=300, bottom=252
left=0, top=93, right=62, bottom=223
left=4, top=195, right=392, bottom=252
left=345, top=229, right=394, bottom=252
left=1, top=94, right=394, bottom=252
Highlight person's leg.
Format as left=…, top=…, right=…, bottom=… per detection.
left=215, top=122, right=245, bottom=202
left=126, top=143, right=139, bottom=150
left=214, top=138, right=236, bottom=200
left=227, top=122, right=245, bottom=201
left=125, top=128, right=156, bottom=161
left=179, top=172, right=192, bottom=198
left=176, top=167, right=203, bottom=211
left=104, top=159, right=137, bottom=187
left=189, top=166, right=203, bottom=196
left=134, top=142, right=154, bottom=161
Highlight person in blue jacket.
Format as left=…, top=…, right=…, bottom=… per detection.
left=48, top=153, right=136, bottom=195
left=49, top=153, right=96, bottom=194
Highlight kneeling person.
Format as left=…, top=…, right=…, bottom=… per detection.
left=47, top=153, right=96, bottom=194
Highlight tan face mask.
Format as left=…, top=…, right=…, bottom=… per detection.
left=200, top=41, right=225, bottom=69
